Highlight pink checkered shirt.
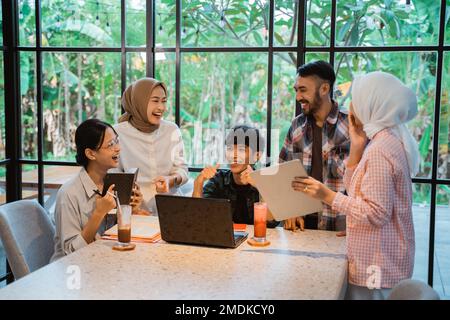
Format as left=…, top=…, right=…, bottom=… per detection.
left=332, top=128, right=415, bottom=288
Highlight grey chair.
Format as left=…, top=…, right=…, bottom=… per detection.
left=0, top=200, right=55, bottom=280
left=388, top=279, right=440, bottom=300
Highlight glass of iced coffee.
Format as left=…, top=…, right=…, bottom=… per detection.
left=117, top=204, right=132, bottom=247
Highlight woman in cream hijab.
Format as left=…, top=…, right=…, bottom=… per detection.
left=114, top=78, right=188, bottom=214
left=291, top=71, right=419, bottom=299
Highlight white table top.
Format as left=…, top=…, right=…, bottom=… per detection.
left=0, top=217, right=347, bottom=300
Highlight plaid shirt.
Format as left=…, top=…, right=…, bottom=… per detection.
left=332, top=129, right=415, bottom=288
left=279, top=102, right=350, bottom=231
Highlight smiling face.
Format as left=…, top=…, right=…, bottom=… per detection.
left=226, top=144, right=251, bottom=174
left=87, top=128, right=121, bottom=170
left=146, top=85, right=167, bottom=125
left=225, top=144, right=261, bottom=174
left=294, top=75, right=329, bottom=115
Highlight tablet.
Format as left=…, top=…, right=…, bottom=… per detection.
left=249, top=159, right=323, bottom=221
left=102, top=168, right=139, bottom=205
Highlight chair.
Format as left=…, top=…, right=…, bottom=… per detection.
left=0, top=200, right=55, bottom=280
left=387, top=279, right=440, bottom=300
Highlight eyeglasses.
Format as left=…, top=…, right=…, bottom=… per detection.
left=100, top=136, right=120, bottom=150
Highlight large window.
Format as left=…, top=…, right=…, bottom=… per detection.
left=2, top=0, right=449, bottom=297
left=180, top=52, right=269, bottom=166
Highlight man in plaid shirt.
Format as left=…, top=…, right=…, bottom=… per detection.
left=279, top=60, right=350, bottom=231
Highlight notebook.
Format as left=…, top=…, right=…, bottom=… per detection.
left=102, top=215, right=161, bottom=243
left=249, top=159, right=323, bottom=221
left=102, top=168, right=139, bottom=205
left=233, top=224, right=247, bottom=232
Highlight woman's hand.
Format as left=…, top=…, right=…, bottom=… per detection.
left=347, top=112, right=368, bottom=167
left=292, top=176, right=337, bottom=206
left=130, top=183, right=152, bottom=215
left=94, top=184, right=117, bottom=216
left=130, top=183, right=143, bottom=213
left=349, top=111, right=368, bottom=149
left=133, top=208, right=152, bottom=216
left=153, top=176, right=170, bottom=193
left=83, top=184, right=118, bottom=244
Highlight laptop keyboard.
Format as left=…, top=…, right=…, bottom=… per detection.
left=233, top=231, right=248, bottom=245
left=234, top=233, right=246, bottom=241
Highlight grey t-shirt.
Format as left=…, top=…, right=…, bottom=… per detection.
left=310, top=118, right=323, bottom=182
left=305, top=118, right=323, bottom=229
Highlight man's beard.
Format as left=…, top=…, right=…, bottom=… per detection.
left=299, top=90, right=323, bottom=116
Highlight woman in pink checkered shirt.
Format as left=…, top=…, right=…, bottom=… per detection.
left=293, top=72, right=419, bottom=300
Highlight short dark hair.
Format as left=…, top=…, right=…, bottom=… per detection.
left=297, top=60, right=336, bottom=97
left=225, top=125, right=265, bottom=153
left=75, top=119, right=117, bottom=169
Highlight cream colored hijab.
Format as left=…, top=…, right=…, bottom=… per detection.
left=351, top=71, right=420, bottom=176
left=119, top=77, right=167, bottom=133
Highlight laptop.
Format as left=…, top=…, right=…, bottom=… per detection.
left=155, top=194, right=248, bottom=248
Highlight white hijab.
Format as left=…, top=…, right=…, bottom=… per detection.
left=351, top=71, right=420, bottom=176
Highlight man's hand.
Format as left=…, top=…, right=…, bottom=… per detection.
left=192, top=164, right=220, bottom=198
left=240, top=165, right=256, bottom=186
left=198, top=164, right=220, bottom=182
left=283, top=216, right=304, bottom=231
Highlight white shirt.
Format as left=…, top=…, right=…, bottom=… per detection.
left=114, top=120, right=189, bottom=213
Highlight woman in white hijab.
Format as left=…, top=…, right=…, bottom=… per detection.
left=291, top=71, right=419, bottom=299
left=115, top=78, right=189, bottom=214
